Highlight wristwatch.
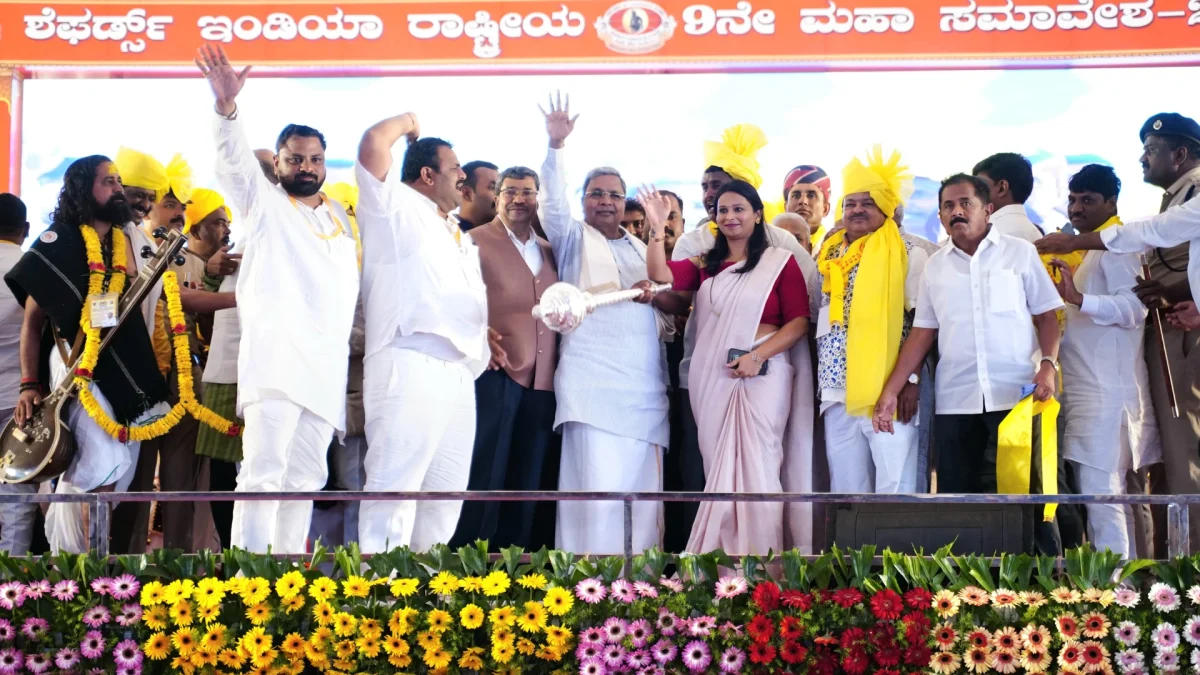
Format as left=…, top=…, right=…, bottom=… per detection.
left=1040, top=356, right=1060, bottom=372
left=907, top=373, right=920, bottom=385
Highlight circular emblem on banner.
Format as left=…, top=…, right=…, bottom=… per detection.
left=39, top=231, right=57, bottom=244
left=595, top=1, right=677, bottom=55
left=1153, top=119, right=1164, bottom=130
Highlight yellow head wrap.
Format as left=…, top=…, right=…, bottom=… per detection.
left=702, top=124, right=768, bottom=189
left=183, top=188, right=228, bottom=235
left=114, top=148, right=194, bottom=204
left=816, top=146, right=912, bottom=417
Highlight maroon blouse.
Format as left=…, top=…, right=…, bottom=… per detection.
left=667, top=257, right=809, bottom=326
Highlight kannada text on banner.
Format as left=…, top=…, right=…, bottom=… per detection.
left=0, top=0, right=1198, bottom=67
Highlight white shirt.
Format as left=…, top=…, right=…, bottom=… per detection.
left=672, top=222, right=819, bottom=390
left=914, top=228, right=1064, bottom=414
left=506, top=224, right=544, bottom=276
left=202, top=269, right=241, bottom=385
left=989, top=204, right=1044, bottom=243
left=214, top=114, right=359, bottom=431
left=1060, top=245, right=1160, bottom=473
left=354, top=160, right=489, bottom=377
left=1101, top=195, right=1200, bottom=303
left=0, top=242, right=24, bottom=411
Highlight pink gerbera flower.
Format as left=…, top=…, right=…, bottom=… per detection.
left=89, top=578, right=114, bottom=596
left=603, top=645, right=627, bottom=668
left=1185, top=617, right=1200, bottom=647
left=656, top=610, right=679, bottom=637
left=113, top=638, right=142, bottom=662
left=51, top=580, right=78, bottom=602
left=0, top=620, right=13, bottom=642
left=610, top=580, right=636, bottom=603
left=719, top=647, right=746, bottom=674
left=577, top=643, right=603, bottom=662
left=21, top=618, right=48, bottom=641
left=0, top=648, right=22, bottom=675
left=688, top=616, right=715, bottom=637
left=1116, top=621, right=1141, bottom=647
left=110, top=575, right=140, bottom=601
left=603, top=617, right=628, bottom=644
left=1150, top=583, right=1181, bottom=612
left=714, top=576, right=748, bottom=599
left=659, top=577, right=684, bottom=593
left=576, top=578, right=607, bottom=604
left=628, top=619, right=652, bottom=648
left=1154, top=649, right=1179, bottom=670
left=633, top=581, right=659, bottom=599
left=581, top=627, right=605, bottom=645
left=79, top=632, right=105, bottom=659
left=626, top=650, right=652, bottom=670
left=24, top=653, right=50, bottom=674
left=53, top=649, right=80, bottom=671
left=22, top=581, right=49, bottom=600
left=682, top=641, right=711, bottom=672
left=1153, top=623, right=1180, bottom=650
left=1115, top=649, right=1144, bottom=672
left=0, top=583, right=23, bottom=611
left=117, top=604, right=141, bottom=627
left=82, top=605, right=111, bottom=628
left=651, top=640, right=677, bottom=664
left=116, top=667, right=141, bottom=675
left=579, top=658, right=607, bottom=675
left=1115, top=587, right=1141, bottom=609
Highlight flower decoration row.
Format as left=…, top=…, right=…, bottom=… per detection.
left=0, top=543, right=1197, bottom=675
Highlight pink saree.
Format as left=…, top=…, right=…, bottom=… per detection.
left=685, top=247, right=795, bottom=555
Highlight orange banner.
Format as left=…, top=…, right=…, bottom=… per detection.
left=0, top=0, right=1197, bottom=68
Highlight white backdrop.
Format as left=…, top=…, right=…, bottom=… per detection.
left=19, top=66, right=1200, bottom=244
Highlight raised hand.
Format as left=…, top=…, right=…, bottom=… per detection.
left=538, top=91, right=578, bottom=150
left=195, top=44, right=251, bottom=115
left=636, top=185, right=671, bottom=236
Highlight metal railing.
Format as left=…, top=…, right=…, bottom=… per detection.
left=0, top=490, right=1193, bottom=570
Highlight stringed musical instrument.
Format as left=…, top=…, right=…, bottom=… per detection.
left=0, top=226, right=188, bottom=484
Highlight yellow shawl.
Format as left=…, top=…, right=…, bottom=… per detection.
left=817, top=146, right=911, bottom=418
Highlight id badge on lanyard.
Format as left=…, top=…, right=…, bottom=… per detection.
left=90, top=293, right=119, bottom=328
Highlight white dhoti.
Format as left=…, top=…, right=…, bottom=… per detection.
left=360, top=346, right=475, bottom=554
left=556, top=422, right=663, bottom=555
left=824, top=402, right=919, bottom=493
left=45, top=355, right=144, bottom=553
left=1070, top=423, right=1139, bottom=560
left=231, top=399, right=333, bottom=554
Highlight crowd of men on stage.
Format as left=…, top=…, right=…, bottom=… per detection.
left=2, top=45, right=1200, bottom=559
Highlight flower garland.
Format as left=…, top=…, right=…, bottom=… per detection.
left=73, top=224, right=241, bottom=442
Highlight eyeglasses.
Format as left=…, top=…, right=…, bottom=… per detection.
left=501, top=188, right=538, bottom=199
left=586, top=189, right=625, bottom=201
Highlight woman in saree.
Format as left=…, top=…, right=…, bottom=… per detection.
left=642, top=181, right=810, bottom=555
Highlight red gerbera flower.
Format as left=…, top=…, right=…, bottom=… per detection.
left=874, top=647, right=902, bottom=667
left=870, top=589, right=904, bottom=621
left=935, top=624, right=958, bottom=650
left=752, top=581, right=781, bottom=611
left=905, top=645, right=932, bottom=667
left=841, top=627, right=866, bottom=649
left=833, top=587, right=865, bottom=609
left=873, top=670, right=901, bottom=675
left=1082, top=642, right=1105, bottom=666
left=843, top=648, right=869, bottom=675
left=780, top=641, right=808, bottom=665
left=966, top=629, right=990, bottom=649
left=904, top=587, right=934, bottom=610
left=780, top=616, right=804, bottom=641
left=747, top=642, right=776, bottom=665
left=747, top=615, right=774, bottom=643
left=782, top=589, right=813, bottom=611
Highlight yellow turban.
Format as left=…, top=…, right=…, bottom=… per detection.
left=816, top=146, right=911, bottom=417
left=114, top=148, right=194, bottom=203
left=324, top=182, right=359, bottom=214
left=703, top=124, right=768, bottom=189
left=183, top=188, right=227, bottom=235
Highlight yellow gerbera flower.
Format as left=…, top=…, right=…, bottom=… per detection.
left=313, top=602, right=336, bottom=626
left=172, top=628, right=198, bottom=656
left=171, top=655, right=196, bottom=675
left=493, top=627, right=515, bottom=646
left=218, top=649, right=245, bottom=669
left=162, top=581, right=185, bottom=605
left=383, top=635, right=409, bottom=656
left=390, top=578, right=419, bottom=598
left=144, top=633, right=171, bottom=660
left=545, top=625, right=572, bottom=646
left=241, top=627, right=273, bottom=656
left=358, top=618, right=382, bottom=640
left=170, top=599, right=195, bottom=627
left=518, top=573, right=548, bottom=590
left=492, top=642, right=515, bottom=664
left=334, top=640, right=356, bottom=660
left=388, top=653, right=412, bottom=668
left=195, top=578, right=226, bottom=608
left=458, top=647, right=485, bottom=670
left=241, top=578, right=271, bottom=606
left=309, top=577, right=337, bottom=602
left=544, top=587, right=574, bottom=616
left=250, top=647, right=278, bottom=669
left=281, top=594, right=305, bottom=613
left=427, top=609, right=453, bottom=634
left=200, top=624, right=228, bottom=653
left=460, top=604, right=485, bottom=629
left=423, top=648, right=452, bottom=670
left=356, top=636, right=381, bottom=659
left=416, top=631, right=441, bottom=651
left=274, top=571, right=306, bottom=600
left=144, top=605, right=170, bottom=631
left=517, top=601, right=547, bottom=633
left=490, top=605, right=517, bottom=628
left=197, top=603, right=220, bottom=623
left=342, top=576, right=371, bottom=599
left=309, top=626, right=333, bottom=649
left=281, top=633, right=306, bottom=655
left=460, top=576, right=484, bottom=593
left=390, top=607, right=418, bottom=636
left=516, top=638, right=537, bottom=655
left=482, top=570, right=512, bottom=597
left=191, top=650, right=218, bottom=667
left=141, top=581, right=167, bottom=606
left=428, top=572, right=459, bottom=596
left=333, top=613, right=358, bottom=637
left=246, top=603, right=272, bottom=626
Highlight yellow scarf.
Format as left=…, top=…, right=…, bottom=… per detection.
left=817, top=222, right=909, bottom=417
left=997, top=395, right=1060, bottom=522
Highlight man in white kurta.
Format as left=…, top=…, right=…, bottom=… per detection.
left=355, top=113, right=489, bottom=554
left=539, top=96, right=669, bottom=555
left=1055, top=165, right=1160, bottom=559
left=199, top=46, right=359, bottom=554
